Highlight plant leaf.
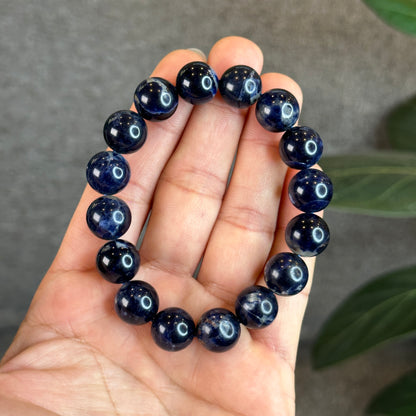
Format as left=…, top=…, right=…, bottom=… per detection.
left=320, top=152, right=416, bottom=217
left=363, top=0, right=416, bottom=36
left=366, top=369, right=416, bottom=415
left=312, top=265, right=416, bottom=368
left=387, top=95, right=416, bottom=152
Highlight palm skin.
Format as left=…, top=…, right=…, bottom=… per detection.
left=0, top=37, right=314, bottom=416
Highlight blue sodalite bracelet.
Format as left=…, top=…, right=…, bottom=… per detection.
left=85, top=62, right=332, bottom=353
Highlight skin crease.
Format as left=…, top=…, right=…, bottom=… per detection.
left=0, top=36, right=318, bottom=416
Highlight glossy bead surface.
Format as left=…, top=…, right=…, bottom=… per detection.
left=96, top=239, right=140, bottom=283
left=86, top=151, right=130, bottom=195
left=279, top=126, right=323, bottom=169
left=103, top=110, right=147, bottom=154
left=256, top=89, right=299, bottom=132
left=151, top=307, right=195, bottom=351
left=197, top=308, right=240, bottom=353
left=176, top=61, right=218, bottom=105
left=235, top=285, right=278, bottom=329
left=86, top=196, right=131, bottom=240
left=288, top=168, right=333, bottom=212
left=219, top=65, right=262, bottom=108
left=264, top=252, right=309, bottom=296
left=285, top=213, right=330, bottom=257
left=134, top=77, right=178, bottom=121
left=115, top=280, right=159, bottom=325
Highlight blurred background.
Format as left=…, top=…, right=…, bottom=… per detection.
left=1, top=0, right=415, bottom=414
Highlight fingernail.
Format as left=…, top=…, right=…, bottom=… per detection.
left=187, top=48, right=206, bottom=60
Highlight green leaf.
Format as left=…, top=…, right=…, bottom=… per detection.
left=320, top=152, right=416, bottom=217
left=366, top=370, right=416, bottom=415
left=312, top=265, right=416, bottom=368
left=363, top=0, right=416, bottom=36
left=387, top=95, right=416, bottom=152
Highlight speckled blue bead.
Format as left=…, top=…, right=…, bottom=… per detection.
left=103, top=110, right=147, bottom=154
left=235, top=286, right=278, bottom=329
left=279, top=126, right=323, bottom=169
left=288, top=168, right=333, bottom=213
left=96, top=239, right=140, bottom=283
left=115, top=280, right=159, bottom=325
left=219, top=65, right=262, bottom=108
left=86, top=196, right=131, bottom=240
left=285, top=213, right=330, bottom=257
left=256, top=89, right=300, bottom=132
left=197, top=308, right=240, bottom=353
left=176, top=61, right=218, bottom=105
left=86, top=151, right=130, bottom=195
left=134, top=77, right=178, bottom=121
left=264, top=252, right=309, bottom=296
left=151, top=307, right=195, bottom=351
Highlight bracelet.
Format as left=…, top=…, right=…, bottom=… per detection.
left=85, top=62, right=332, bottom=353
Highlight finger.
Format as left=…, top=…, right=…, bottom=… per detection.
left=198, top=73, right=303, bottom=304
left=139, top=37, right=264, bottom=276
left=250, top=165, right=319, bottom=368
left=50, top=48, right=206, bottom=273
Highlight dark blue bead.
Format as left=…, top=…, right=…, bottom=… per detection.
left=134, top=77, right=178, bottom=121
left=115, top=280, right=159, bottom=325
left=279, top=126, right=323, bottom=169
left=151, top=307, right=195, bottom=351
left=288, top=168, right=333, bottom=212
left=176, top=61, right=218, bottom=105
left=86, top=151, right=130, bottom=195
left=255, top=89, right=299, bottom=132
left=285, top=213, right=330, bottom=257
left=235, top=286, right=278, bottom=329
left=219, top=65, right=262, bottom=108
left=103, top=110, right=147, bottom=154
left=196, top=308, right=240, bottom=353
left=96, top=239, right=140, bottom=283
left=264, top=252, right=308, bottom=296
left=86, top=196, right=131, bottom=240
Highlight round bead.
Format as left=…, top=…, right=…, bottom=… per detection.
left=103, top=110, right=147, bottom=154
left=196, top=308, right=241, bottom=353
left=264, top=252, right=309, bottom=296
left=86, top=196, right=131, bottom=240
left=219, top=65, right=262, bottom=108
left=86, top=151, right=130, bottom=195
left=151, top=307, right=195, bottom=351
left=235, top=285, right=278, bottom=329
left=288, top=168, right=333, bottom=213
left=255, top=89, right=300, bottom=132
left=279, top=126, right=323, bottom=169
left=115, top=280, right=159, bottom=325
left=285, top=213, right=330, bottom=257
left=96, top=239, right=140, bottom=283
left=176, top=61, right=218, bottom=105
left=134, top=77, right=178, bottom=121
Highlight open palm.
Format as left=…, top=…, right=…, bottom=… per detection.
left=0, top=37, right=314, bottom=416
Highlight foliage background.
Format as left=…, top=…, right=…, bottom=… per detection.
left=0, top=0, right=415, bottom=414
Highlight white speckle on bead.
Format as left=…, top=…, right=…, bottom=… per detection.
left=121, top=298, right=129, bottom=308
left=293, top=230, right=301, bottom=240
left=93, top=212, right=101, bottom=223
left=296, top=186, right=304, bottom=195
left=102, top=256, right=110, bottom=266
left=287, top=144, right=294, bottom=152
left=226, top=82, right=234, bottom=92
left=93, top=168, right=100, bottom=178
left=110, top=127, right=118, bottom=137
left=183, top=79, right=191, bottom=88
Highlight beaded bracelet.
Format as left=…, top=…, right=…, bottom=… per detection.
left=85, top=62, right=332, bottom=353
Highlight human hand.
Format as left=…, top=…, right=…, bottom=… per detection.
left=0, top=36, right=313, bottom=416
